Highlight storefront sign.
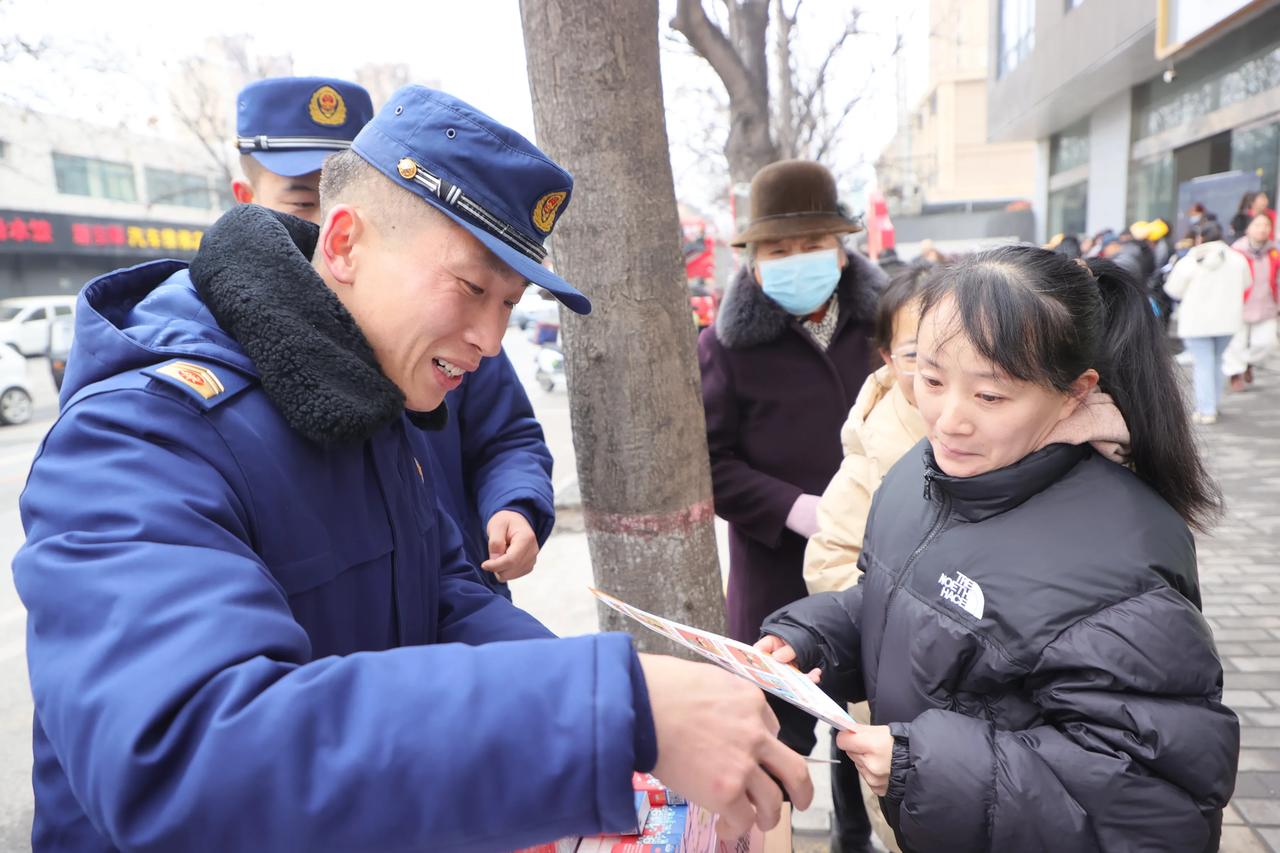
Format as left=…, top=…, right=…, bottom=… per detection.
left=0, top=209, right=210, bottom=257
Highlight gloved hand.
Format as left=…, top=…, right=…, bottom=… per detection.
left=784, top=493, right=821, bottom=539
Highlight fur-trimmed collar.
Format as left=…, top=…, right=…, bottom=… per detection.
left=189, top=205, right=444, bottom=445
left=714, top=250, right=882, bottom=350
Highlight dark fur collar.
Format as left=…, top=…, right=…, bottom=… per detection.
left=714, top=250, right=883, bottom=350
left=189, top=205, right=444, bottom=445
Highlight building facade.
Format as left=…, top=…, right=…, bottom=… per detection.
left=988, top=0, right=1280, bottom=241
left=0, top=107, right=229, bottom=299
left=878, top=0, right=1037, bottom=218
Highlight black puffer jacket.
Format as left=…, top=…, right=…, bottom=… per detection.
left=764, top=441, right=1239, bottom=853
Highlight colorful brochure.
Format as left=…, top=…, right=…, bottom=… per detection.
left=590, top=589, right=857, bottom=732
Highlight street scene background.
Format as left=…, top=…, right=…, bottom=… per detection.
left=2, top=0, right=1280, bottom=849
left=2, top=330, right=1280, bottom=849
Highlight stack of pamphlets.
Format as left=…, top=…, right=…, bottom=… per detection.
left=514, top=774, right=762, bottom=853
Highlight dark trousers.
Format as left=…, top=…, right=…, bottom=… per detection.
left=767, top=694, right=872, bottom=852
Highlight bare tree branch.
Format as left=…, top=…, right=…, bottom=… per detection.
left=773, top=0, right=798, bottom=158
left=809, top=47, right=895, bottom=163
left=670, top=0, right=760, bottom=111
left=167, top=55, right=240, bottom=193
left=0, top=35, right=46, bottom=62
left=670, top=0, right=747, bottom=105
left=811, top=93, right=861, bottom=163
left=792, top=9, right=863, bottom=149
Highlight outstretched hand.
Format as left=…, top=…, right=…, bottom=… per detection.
left=639, top=654, right=815, bottom=839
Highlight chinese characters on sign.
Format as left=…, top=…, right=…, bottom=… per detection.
left=0, top=217, right=56, bottom=244
left=0, top=210, right=205, bottom=256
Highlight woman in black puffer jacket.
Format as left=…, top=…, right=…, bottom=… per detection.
left=760, top=246, right=1239, bottom=852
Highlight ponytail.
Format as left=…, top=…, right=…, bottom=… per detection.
left=921, top=245, right=1222, bottom=532
left=1087, top=257, right=1223, bottom=530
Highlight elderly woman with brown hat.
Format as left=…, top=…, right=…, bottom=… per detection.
left=697, top=159, right=885, bottom=852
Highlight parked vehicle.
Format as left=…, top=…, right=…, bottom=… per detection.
left=510, top=287, right=561, bottom=331
left=0, top=344, right=34, bottom=425
left=0, top=296, right=76, bottom=357
left=49, top=313, right=75, bottom=390
left=534, top=342, right=564, bottom=392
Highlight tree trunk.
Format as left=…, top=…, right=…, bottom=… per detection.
left=520, top=0, right=727, bottom=651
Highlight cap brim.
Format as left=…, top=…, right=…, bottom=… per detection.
left=424, top=199, right=591, bottom=315
left=730, top=214, right=861, bottom=247
left=249, top=150, right=331, bottom=178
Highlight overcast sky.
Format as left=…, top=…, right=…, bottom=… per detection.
left=1, top=0, right=926, bottom=220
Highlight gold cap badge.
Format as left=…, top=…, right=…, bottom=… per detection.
left=156, top=362, right=225, bottom=400
left=309, top=85, right=347, bottom=127
left=398, top=158, right=418, bottom=180
left=532, top=191, right=568, bottom=234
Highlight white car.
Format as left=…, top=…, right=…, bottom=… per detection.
left=0, top=344, right=34, bottom=425
left=510, top=288, right=561, bottom=331
left=0, top=295, right=77, bottom=356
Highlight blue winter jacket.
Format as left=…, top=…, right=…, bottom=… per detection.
left=13, top=207, right=654, bottom=852
left=431, top=352, right=554, bottom=598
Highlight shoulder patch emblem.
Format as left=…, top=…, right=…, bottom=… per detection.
left=155, top=361, right=224, bottom=400
left=309, top=85, right=347, bottom=127
left=531, top=190, right=568, bottom=234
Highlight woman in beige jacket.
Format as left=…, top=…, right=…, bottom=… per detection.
left=805, top=268, right=929, bottom=595
left=803, top=264, right=930, bottom=853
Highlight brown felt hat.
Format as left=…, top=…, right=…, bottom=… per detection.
left=730, top=159, right=861, bottom=247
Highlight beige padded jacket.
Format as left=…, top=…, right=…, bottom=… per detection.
left=803, top=366, right=926, bottom=594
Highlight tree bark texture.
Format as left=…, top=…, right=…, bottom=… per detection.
left=520, top=0, right=727, bottom=651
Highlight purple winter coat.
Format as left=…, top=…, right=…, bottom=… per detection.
left=698, top=252, right=883, bottom=643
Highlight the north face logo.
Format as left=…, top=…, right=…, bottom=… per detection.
left=938, top=571, right=985, bottom=619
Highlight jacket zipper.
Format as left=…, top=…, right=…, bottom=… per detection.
left=884, top=472, right=951, bottom=623
left=867, top=473, right=950, bottom=710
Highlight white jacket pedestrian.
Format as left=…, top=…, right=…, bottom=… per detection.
left=1164, top=240, right=1249, bottom=421
left=1164, top=241, right=1249, bottom=338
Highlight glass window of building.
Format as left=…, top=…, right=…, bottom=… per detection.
left=998, top=0, right=1035, bottom=79
left=99, top=161, right=137, bottom=202
left=1230, top=121, right=1280, bottom=211
left=53, top=153, right=91, bottom=196
left=1127, top=154, right=1175, bottom=229
left=1048, top=182, right=1088, bottom=237
left=1050, top=121, right=1091, bottom=175
left=1133, top=18, right=1280, bottom=142
left=146, top=168, right=212, bottom=209
left=52, top=153, right=137, bottom=202
left=212, top=186, right=236, bottom=212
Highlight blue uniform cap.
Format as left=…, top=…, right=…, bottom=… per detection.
left=351, top=85, right=589, bottom=315
left=236, top=77, right=375, bottom=178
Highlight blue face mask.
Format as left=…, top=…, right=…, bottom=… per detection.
left=757, top=249, right=841, bottom=315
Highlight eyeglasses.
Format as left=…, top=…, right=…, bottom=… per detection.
left=890, top=349, right=918, bottom=376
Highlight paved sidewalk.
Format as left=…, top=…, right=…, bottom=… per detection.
left=515, top=354, right=1280, bottom=851
left=1196, top=358, right=1280, bottom=852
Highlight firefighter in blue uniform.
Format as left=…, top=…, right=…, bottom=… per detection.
left=15, top=85, right=811, bottom=851
left=233, top=75, right=552, bottom=592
